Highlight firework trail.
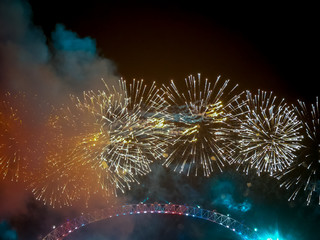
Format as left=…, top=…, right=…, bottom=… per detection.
left=276, top=97, right=320, bottom=205
left=232, top=90, right=303, bottom=176
left=161, top=74, right=242, bottom=177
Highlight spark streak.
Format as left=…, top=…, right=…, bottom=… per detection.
left=232, top=90, right=303, bottom=176
left=276, top=97, right=320, bottom=205
left=161, top=74, right=242, bottom=176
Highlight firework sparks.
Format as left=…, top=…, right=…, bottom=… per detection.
left=161, top=74, right=242, bottom=176
left=0, top=92, right=39, bottom=182
left=276, top=97, right=320, bottom=205
left=73, top=78, right=171, bottom=177
left=30, top=77, right=172, bottom=207
left=29, top=105, right=132, bottom=208
left=233, top=90, right=303, bottom=176
left=29, top=143, right=119, bottom=208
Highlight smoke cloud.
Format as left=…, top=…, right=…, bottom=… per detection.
left=0, top=0, right=119, bottom=223
left=0, top=0, right=118, bottom=104
left=0, top=221, right=17, bottom=240
left=210, top=178, right=252, bottom=213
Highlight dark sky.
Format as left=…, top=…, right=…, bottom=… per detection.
left=1, top=1, right=320, bottom=240
left=27, top=0, right=319, bottom=103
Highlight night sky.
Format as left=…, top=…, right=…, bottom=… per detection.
left=0, top=0, right=319, bottom=239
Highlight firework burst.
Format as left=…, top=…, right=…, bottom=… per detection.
left=276, top=97, right=320, bottom=205
left=73, top=78, right=171, bottom=177
left=161, top=74, right=242, bottom=176
left=29, top=105, right=132, bottom=208
left=233, top=90, right=303, bottom=176
left=29, top=144, right=118, bottom=208
left=30, top=77, right=172, bottom=207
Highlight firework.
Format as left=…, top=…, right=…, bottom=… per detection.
left=30, top=78, right=171, bottom=207
left=276, top=97, right=320, bottom=205
left=233, top=90, right=303, bottom=176
left=29, top=105, right=133, bottom=208
left=161, top=74, right=242, bottom=176
left=73, top=78, right=171, bottom=177
left=0, top=92, right=39, bottom=182
left=29, top=148, right=118, bottom=208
